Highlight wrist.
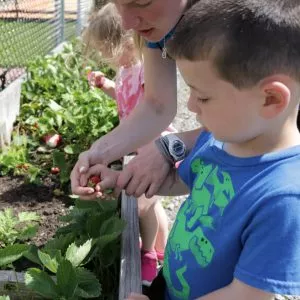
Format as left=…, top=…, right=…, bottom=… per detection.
left=154, top=134, right=187, bottom=166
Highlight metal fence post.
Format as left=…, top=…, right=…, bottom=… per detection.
left=54, top=0, right=64, bottom=46
left=76, top=0, right=82, bottom=36
left=60, top=0, right=65, bottom=43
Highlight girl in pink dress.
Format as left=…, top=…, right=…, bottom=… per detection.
left=83, top=3, right=176, bottom=286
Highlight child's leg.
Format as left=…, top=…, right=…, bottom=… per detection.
left=138, top=195, right=159, bottom=252
left=138, top=195, right=161, bottom=286
left=153, top=199, right=169, bottom=260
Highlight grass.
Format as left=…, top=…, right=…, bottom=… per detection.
left=0, top=19, right=76, bottom=67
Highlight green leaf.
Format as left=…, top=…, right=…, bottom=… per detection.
left=52, top=150, right=70, bottom=184
left=0, top=296, right=10, bottom=300
left=38, top=250, right=59, bottom=273
left=18, top=211, right=40, bottom=222
left=63, top=145, right=76, bottom=154
left=57, top=259, right=78, bottom=298
left=48, top=99, right=63, bottom=112
left=44, top=233, right=75, bottom=255
left=75, top=267, right=101, bottom=298
left=23, top=245, right=41, bottom=266
left=0, top=244, right=29, bottom=267
left=18, top=224, right=39, bottom=241
left=65, top=239, right=92, bottom=267
left=25, top=268, right=58, bottom=299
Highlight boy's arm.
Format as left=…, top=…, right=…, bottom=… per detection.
left=196, top=279, right=274, bottom=300
left=156, top=168, right=189, bottom=196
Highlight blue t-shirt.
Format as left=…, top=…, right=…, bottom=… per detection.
left=164, top=131, right=300, bottom=299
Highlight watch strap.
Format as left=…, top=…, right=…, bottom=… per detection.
left=155, top=138, right=174, bottom=165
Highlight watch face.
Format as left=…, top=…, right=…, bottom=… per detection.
left=172, top=141, right=185, bottom=156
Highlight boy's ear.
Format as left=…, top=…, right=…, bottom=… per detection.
left=259, top=81, right=291, bottom=119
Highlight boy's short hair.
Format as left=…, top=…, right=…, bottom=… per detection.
left=167, top=0, right=300, bottom=88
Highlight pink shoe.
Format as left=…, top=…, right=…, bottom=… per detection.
left=156, top=250, right=164, bottom=264
left=141, top=249, right=158, bottom=286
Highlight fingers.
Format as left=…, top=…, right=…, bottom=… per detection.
left=71, top=159, right=94, bottom=196
left=117, top=167, right=133, bottom=190
left=134, top=180, right=151, bottom=198
left=123, top=175, right=142, bottom=196
left=145, top=163, right=170, bottom=198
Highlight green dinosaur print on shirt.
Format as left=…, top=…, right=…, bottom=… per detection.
left=164, top=158, right=235, bottom=299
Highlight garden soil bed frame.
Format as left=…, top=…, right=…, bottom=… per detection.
left=0, top=155, right=142, bottom=299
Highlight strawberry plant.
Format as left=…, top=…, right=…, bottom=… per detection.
left=25, top=239, right=101, bottom=299
left=0, top=134, right=41, bottom=182
left=0, top=208, right=40, bottom=248
left=0, top=39, right=118, bottom=187
left=0, top=199, right=125, bottom=299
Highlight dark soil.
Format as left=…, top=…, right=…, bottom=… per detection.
left=0, top=175, right=72, bottom=246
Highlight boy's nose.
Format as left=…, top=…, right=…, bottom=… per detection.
left=187, top=95, right=201, bottom=115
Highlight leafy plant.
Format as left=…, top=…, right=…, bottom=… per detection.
left=44, top=199, right=125, bottom=299
left=0, top=39, right=118, bottom=187
left=0, top=243, right=30, bottom=268
left=0, top=134, right=40, bottom=182
left=25, top=239, right=101, bottom=299
left=0, top=208, right=40, bottom=248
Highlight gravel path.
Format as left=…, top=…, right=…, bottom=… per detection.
left=161, top=71, right=299, bottom=300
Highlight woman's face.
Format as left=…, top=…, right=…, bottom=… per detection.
left=113, top=0, right=188, bottom=42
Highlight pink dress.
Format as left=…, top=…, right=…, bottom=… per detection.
left=115, top=62, right=176, bottom=134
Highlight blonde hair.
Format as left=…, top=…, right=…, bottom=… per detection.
left=82, top=3, right=137, bottom=65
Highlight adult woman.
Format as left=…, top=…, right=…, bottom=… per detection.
left=71, top=0, right=200, bottom=199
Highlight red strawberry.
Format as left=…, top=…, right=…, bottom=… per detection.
left=43, top=134, right=62, bottom=148
left=88, top=176, right=101, bottom=189
left=51, top=167, right=60, bottom=174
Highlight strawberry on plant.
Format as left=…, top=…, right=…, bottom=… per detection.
left=16, top=163, right=29, bottom=170
left=88, top=176, right=101, bottom=189
left=43, top=134, right=62, bottom=148
left=51, top=167, right=60, bottom=174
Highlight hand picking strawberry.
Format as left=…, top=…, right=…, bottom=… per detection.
left=77, top=164, right=120, bottom=200
left=87, top=175, right=101, bottom=191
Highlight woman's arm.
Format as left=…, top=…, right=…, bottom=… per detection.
left=71, top=48, right=178, bottom=197
left=89, top=47, right=178, bottom=164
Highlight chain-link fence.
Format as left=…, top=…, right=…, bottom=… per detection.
left=0, top=0, right=94, bottom=91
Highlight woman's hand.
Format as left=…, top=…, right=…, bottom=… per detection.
left=71, top=158, right=120, bottom=200
left=117, top=141, right=171, bottom=198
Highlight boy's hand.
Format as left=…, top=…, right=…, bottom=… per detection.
left=125, top=293, right=149, bottom=300
left=74, top=164, right=120, bottom=200
left=88, top=71, right=106, bottom=89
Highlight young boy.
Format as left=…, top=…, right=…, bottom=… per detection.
left=82, top=0, right=300, bottom=299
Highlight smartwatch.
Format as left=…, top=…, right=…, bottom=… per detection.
left=155, top=134, right=187, bottom=165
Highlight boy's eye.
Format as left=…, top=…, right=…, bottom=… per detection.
left=197, top=97, right=210, bottom=103
left=134, top=0, right=152, bottom=7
